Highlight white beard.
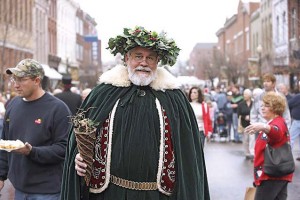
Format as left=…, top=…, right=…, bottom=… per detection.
left=128, top=66, right=157, bottom=86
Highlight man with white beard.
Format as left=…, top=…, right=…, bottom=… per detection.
left=61, top=26, right=210, bottom=200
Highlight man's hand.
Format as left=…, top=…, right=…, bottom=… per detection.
left=12, top=142, right=32, bottom=156
left=75, top=153, right=87, bottom=177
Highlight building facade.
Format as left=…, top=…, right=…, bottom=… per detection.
left=272, top=0, right=289, bottom=85
left=216, top=0, right=300, bottom=92
left=57, top=0, right=78, bottom=77
left=288, top=0, right=300, bottom=92
left=0, top=0, right=101, bottom=93
left=189, top=43, right=216, bottom=80
left=216, top=0, right=260, bottom=87
left=0, top=0, right=34, bottom=92
left=48, top=0, right=61, bottom=70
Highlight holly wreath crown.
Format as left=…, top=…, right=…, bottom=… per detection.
left=106, top=26, right=181, bottom=66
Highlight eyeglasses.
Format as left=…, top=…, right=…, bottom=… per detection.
left=10, top=77, right=32, bottom=84
left=130, top=55, right=158, bottom=65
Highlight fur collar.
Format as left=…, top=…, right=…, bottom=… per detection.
left=99, top=65, right=180, bottom=91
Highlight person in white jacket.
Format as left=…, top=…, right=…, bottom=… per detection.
left=250, top=73, right=291, bottom=128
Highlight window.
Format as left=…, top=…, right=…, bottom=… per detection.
left=282, top=11, right=286, bottom=43
left=291, top=8, right=297, bottom=39
left=76, top=44, right=83, bottom=61
left=276, top=16, right=279, bottom=43
left=76, top=17, right=83, bottom=35
left=246, top=31, right=249, bottom=50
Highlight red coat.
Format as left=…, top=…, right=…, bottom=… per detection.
left=253, top=116, right=293, bottom=186
left=202, top=102, right=213, bottom=136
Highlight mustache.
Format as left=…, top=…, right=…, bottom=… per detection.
left=134, top=66, right=152, bottom=72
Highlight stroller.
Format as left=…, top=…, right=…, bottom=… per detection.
left=214, top=112, right=229, bottom=141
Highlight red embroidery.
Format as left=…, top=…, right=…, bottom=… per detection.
left=159, top=109, right=175, bottom=194
left=90, top=118, right=110, bottom=189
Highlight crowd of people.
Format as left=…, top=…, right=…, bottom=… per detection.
left=185, top=74, right=297, bottom=154
left=0, top=25, right=297, bottom=200
left=185, top=72, right=297, bottom=199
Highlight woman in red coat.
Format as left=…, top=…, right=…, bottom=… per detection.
left=245, top=92, right=293, bottom=200
left=188, top=87, right=212, bottom=146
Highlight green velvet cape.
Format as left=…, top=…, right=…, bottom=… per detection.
left=61, top=83, right=210, bottom=200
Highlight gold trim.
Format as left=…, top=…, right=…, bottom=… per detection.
left=110, top=175, right=157, bottom=191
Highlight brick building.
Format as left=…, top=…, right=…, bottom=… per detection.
left=216, top=0, right=259, bottom=87
left=0, top=0, right=34, bottom=91
left=0, top=0, right=101, bottom=93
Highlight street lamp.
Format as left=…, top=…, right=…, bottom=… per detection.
left=190, top=65, right=194, bottom=76
left=66, top=57, right=70, bottom=75
left=256, top=44, right=263, bottom=82
left=226, top=56, right=230, bottom=63
left=225, top=56, right=230, bottom=82
left=186, top=65, right=194, bottom=76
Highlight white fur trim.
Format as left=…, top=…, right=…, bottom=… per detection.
left=155, top=99, right=172, bottom=196
left=99, top=65, right=131, bottom=87
left=150, top=66, right=180, bottom=91
left=99, top=65, right=180, bottom=91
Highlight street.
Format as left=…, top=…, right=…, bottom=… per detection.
left=0, top=179, right=14, bottom=200
left=1, top=140, right=300, bottom=200
left=205, top=139, right=300, bottom=200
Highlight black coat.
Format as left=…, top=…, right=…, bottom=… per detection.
left=55, top=91, right=82, bottom=115
left=237, top=100, right=252, bottom=128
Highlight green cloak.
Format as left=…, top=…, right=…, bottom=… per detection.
left=61, top=66, right=210, bottom=200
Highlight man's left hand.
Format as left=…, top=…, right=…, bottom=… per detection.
left=12, top=142, right=32, bottom=155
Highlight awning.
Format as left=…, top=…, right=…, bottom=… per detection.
left=176, top=76, right=206, bottom=87
left=42, top=64, right=63, bottom=80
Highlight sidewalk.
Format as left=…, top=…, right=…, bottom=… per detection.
left=204, top=140, right=300, bottom=200
left=0, top=179, right=14, bottom=200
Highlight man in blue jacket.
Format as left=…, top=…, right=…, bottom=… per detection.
left=0, top=59, right=71, bottom=200
left=288, top=93, right=300, bottom=161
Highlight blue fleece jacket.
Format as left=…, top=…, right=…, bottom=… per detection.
left=0, top=92, right=71, bottom=194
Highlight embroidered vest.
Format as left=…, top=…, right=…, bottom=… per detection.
left=89, top=99, right=175, bottom=195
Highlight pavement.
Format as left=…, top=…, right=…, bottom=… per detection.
left=205, top=138, right=300, bottom=200
left=0, top=179, right=14, bottom=200
left=1, top=138, right=300, bottom=200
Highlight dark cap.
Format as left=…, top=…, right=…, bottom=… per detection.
left=62, top=74, right=72, bottom=85
left=6, top=59, right=44, bottom=78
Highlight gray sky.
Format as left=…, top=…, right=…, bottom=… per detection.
left=79, top=0, right=259, bottom=63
